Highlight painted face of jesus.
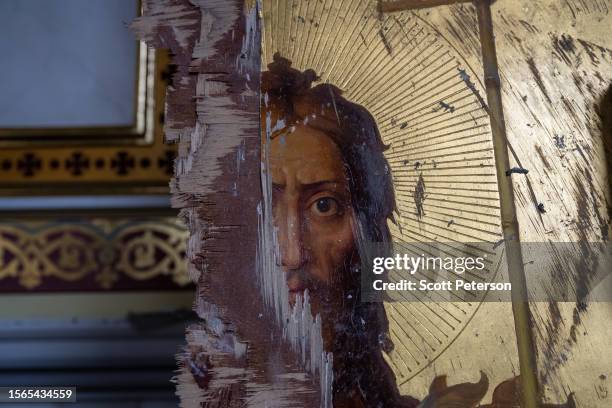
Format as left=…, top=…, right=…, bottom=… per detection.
left=269, top=124, right=357, bottom=328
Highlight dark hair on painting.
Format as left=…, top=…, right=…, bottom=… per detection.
left=261, top=53, right=417, bottom=407
left=261, top=53, right=396, bottom=244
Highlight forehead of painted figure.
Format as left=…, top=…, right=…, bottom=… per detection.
left=269, top=124, right=356, bottom=315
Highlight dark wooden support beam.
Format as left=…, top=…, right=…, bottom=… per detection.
left=379, top=0, right=472, bottom=12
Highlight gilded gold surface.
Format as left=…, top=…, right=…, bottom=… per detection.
left=489, top=1, right=612, bottom=406
left=261, top=0, right=522, bottom=402
left=260, top=0, right=612, bottom=405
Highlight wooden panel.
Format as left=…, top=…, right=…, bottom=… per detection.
left=260, top=1, right=521, bottom=405
left=132, top=0, right=610, bottom=406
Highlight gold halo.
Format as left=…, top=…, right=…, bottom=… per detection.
left=261, top=0, right=503, bottom=389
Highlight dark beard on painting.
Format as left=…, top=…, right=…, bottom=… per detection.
left=323, top=253, right=411, bottom=407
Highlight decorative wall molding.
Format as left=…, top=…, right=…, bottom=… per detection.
left=0, top=218, right=190, bottom=291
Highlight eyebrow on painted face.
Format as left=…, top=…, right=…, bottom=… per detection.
left=272, top=180, right=346, bottom=193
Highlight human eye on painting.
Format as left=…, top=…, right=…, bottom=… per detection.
left=262, top=52, right=493, bottom=407
left=263, top=53, right=405, bottom=406
left=131, top=0, right=611, bottom=407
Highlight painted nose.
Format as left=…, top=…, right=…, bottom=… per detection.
left=278, top=205, right=305, bottom=270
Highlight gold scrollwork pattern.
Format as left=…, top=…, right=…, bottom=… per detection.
left=0, top=218, right=190, bottom=291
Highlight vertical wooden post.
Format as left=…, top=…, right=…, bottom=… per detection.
left=475, top=1, right=540, bottom=407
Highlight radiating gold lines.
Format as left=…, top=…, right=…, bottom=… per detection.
left=261, top=0, right=501, bottom=384
left=320, top=1, right=371, bottom=80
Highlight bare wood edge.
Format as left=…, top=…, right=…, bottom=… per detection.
left=133, top=1, right=325, bottom=406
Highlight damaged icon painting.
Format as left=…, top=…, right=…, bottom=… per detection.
left=131, top=0, right=611, bottom=407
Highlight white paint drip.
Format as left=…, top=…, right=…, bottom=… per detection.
left=257, top=109, right=333, bottom=408
left=135, top=2, right=331, bottom=405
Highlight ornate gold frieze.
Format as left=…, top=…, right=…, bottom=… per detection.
left=0, top=218, right=190, bottom=291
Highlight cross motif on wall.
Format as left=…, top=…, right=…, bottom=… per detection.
left=17, top=153, right=42, bottom=177
left=65, top=152, right=90, bottom=176
left=111, top=152, right=135, bottom=176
